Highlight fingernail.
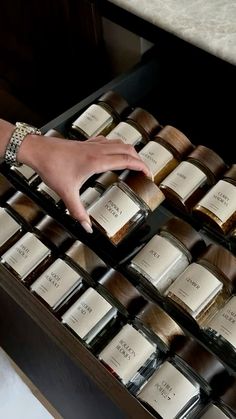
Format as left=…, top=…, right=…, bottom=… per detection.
left=81, top=221, right=93, bottom=234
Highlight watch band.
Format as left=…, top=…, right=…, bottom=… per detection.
left=4, top=122, right=41, bottom=167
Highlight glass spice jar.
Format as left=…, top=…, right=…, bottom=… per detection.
left=106, top=107, right=161, bottom=147
left=98, top=322, right=158, bottom=387
left=80, top=171, right=118, bottom=210
left=129, top=217, right=205, bottom=295
left=64, top=240, right=108, bottom=282
left=0, top=215, right=72, bottom=285
left=198, top=402, right=235, bottom=419
left=193, top=165, right=236, bottom=235
left=0, top=192, right=44, bottom=254
left=37, top=182, right=61, bottom=205
left=203, top=295, right=236, bottom=365
left=160, top=145, right=226, bottom=212
left=69, top=91, right=129, bottom=140
left=0, top=173, right=15, bottom=203
left=61, top=286, right=119, bottom=350
left=134, top=302, right=185, bottom=353
left=89, top=171, right=165, bottom=246
left=166, top=244, right=236, bottom=326
left=97, top=268, right=146, bottom=317
left=139, top=125, right=193, bottom=184
left=137, top=337, right=230, bottom=419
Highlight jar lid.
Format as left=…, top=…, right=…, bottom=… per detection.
left=220, top=379, right=236, bottom=412
left=65, top=240, right=107, bottom=277
left=160, top=217, right=206, bottom=259
left=197, top=244, right=236, bottom=291
left=98, top=91, right=129, bottom=117
left=223, top=164, right=236, bottom=183
left=122, top=171, right=165, bottom=211
left=35, top=215, right=72, bottom=249
left=95, top=171, right=119, bottom=189
left=0, top=174, right=15, bottom=201
left=136, top=303, right=184, bottom=349
left=6, top=192, right=43, bottom=224
left=98, top=269, right=145, bottom=313
left=188, top=145, right=226, bottom=182
left=153, top=125, right=193, bottom=159
left=127, top=107, right=161, bottom=138
left=175, top=336, right=227, bottom=386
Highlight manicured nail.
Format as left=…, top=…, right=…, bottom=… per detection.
left=81, top=221, right=93, bottom=234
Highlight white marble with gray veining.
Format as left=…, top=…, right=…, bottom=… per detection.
left=108, top=0, right=236, bottom=65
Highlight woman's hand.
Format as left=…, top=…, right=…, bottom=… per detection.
left=18, top=134, right=151, bottom=233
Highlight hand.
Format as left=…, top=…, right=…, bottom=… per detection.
left=18, top=134, right=151, bottom=233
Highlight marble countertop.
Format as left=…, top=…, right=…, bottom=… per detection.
left=108, top=0, right=236, bottom=65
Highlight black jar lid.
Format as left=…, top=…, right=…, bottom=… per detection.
left=98, top=91, right=129, bottom=118
left=95, top=171, right=119, bottom=189
left=197, top=244, right=236, bottom=292
left=34, top=215, right=72, bottom=250
left=136, top=302, right=184, bottom=350
left=223, top=164, right=236, bottom=183
left=98, top=268, right=146, bottom=315
left=122, top=171, right=165, bottom=211
left=160, top=217, right=206, bottom=259
left=6, top=192, right=44, bottom=225
left=220, top=378, right=236, bottom=413
left=187, top=145, right=226, bottom=183
left=65, top=240, right=107, bottom=278
left=175, top=336, right=228, bottom=389
left=127, top=107, right=161, bottom=139
left=153, top=125, right=193, bottom=159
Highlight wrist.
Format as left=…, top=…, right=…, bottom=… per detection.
left=17, top=133, right=44, bottom=169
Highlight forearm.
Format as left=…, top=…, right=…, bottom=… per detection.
left=0, top=119, right=15, bottom=159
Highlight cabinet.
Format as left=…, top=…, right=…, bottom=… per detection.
left=0, top=9, right=236, bottom=419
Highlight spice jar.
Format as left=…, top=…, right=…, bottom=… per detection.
left=137, top=337, right=230, bottom=419
left=80, top=171, right=118, bottom=210
left=129, top=217, right=205, bottom=294
left=193, top=165, right=236, bottom=235
left=61, top=287, right=119, bottom=350
left=97, top=269, right=146, bottom=317
left=37, top=182, right=61, bottom=205
left=64, top=240, right=108, bottom=282
left=89, top=171, right=165, bottom=245
left=160, top=145, right=226, bottom=212
left=166, top=244, right=236, bottom=326
left=69, top=91, right=129, bottom=140
left=0, top=215, right=72, bottom=285
left=106, top=107, right=160, bottom=146
left=135, top=302, right=185, bottom=353
left=44, top=128, right=65, bottom=139
left=218, top=380, right=236, bottom=418
left=98, top=323, right=157, bottom=387
left=199, top=403, right=234, bottom=419
left=203, top=295, right=236, bottom=364
left=0, top=192, right=44, bottom=254
left=0, top=173, right=15, bottom=203
left=139, top=125, right=193, bottom=184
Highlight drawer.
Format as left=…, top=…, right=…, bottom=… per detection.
left=0, top=44, right=236, bottom=419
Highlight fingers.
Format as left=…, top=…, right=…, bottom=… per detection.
left=94, top=154, right=151, bottom=177
left=63, top=189, right=93, bottom=234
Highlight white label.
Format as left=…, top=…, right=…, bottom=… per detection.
left=99, top=324, right=155, bottom=384
left=80, top=187, right=102, bottom=209
left=38, top=182, right=61, bottom=203
left=31, top=259, right=81, bottom=308
left=207, top=296, right=236, bottom=349
left=62, top=288, right=112, bottom=338
left=139, top=142, right=173, bottom=177
left=161, top=161, right=207, bottom=201
left=106, top=122, right=142, bottom=145
left=73, top=104, right=112, bottom=137
left=132, top=235, right=188, bottom=292
left=200, top=404, right=229, bottom=419
left=89, top=186, right=140, bottom=237
left=198, top=180, right=236, bottom=223
left=12, top=164, right=36, bottom=181
left=2, top=232, right=50, bottom=279
left=138, top=361, right=199, bottom=419
left=0, top=209, right=21, bottom=248
left=167, top=263, right=223, bottom=317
